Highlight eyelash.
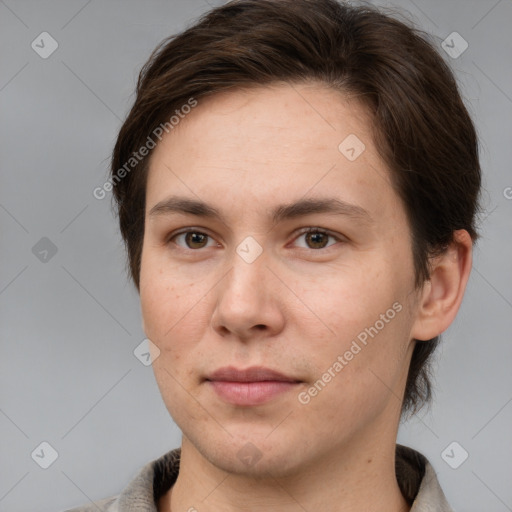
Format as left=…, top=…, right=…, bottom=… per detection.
left=167, top=227, right=344, bottom=251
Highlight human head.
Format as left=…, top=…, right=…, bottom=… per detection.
left=109, top=0, right=481, bottom=418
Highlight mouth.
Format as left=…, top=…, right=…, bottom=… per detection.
left=205, top=366, right=302, bottom=406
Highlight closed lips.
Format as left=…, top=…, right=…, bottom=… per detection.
left=206, top=366, right=302, bottom=406
left=206, top=366, right=301, bottom=383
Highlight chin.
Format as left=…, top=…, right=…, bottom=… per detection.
left=187, top=428, right=313, bottom=479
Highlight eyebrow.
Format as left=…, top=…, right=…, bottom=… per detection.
left=148, top=195, right=373, bottom=225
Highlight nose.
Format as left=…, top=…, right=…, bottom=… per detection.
left=210, top=247, right=286, bottom=341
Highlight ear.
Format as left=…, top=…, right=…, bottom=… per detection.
left=410, top=229, right=473, bottom=341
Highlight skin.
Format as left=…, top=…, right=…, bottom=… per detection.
left=139, top=81, right=473, bottom=512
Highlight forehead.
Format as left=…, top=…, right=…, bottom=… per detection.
left=145, top=82, right=401, bottom=225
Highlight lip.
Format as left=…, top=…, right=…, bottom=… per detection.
left=206, top=366, right=301, bottom=406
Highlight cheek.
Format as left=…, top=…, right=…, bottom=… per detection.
left=297, top=311, right=411, bottom=436
left=140, top=249, right=198, bottom=339
left=297, top=264, right=398, bottom=344
left=140, top=277, right=178, bottom=341
left=139, top=266, right=213, bottom=382
left=295, top=263, right=411, bottom=391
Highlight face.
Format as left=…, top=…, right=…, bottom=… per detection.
left=140, top=82, right=421, bottom=476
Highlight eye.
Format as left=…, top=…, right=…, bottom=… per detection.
left=170, top=229, right=218, bottom=250
left=292, top=228, right=341, bottom=250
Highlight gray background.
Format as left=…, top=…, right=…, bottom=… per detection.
left=0, top=0, right=511, bottom=511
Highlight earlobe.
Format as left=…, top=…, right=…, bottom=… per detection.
left=410, top=230, right=473, bottom=341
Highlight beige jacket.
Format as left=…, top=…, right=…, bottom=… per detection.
left=65, top=444, right=453, bottom=511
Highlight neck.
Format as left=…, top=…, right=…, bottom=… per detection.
left=160, top=421, right=410, bottom=512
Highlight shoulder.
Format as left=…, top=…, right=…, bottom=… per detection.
left=62, top=448, right=181, bottom=512
left=396, top=444, right=454, bottom=512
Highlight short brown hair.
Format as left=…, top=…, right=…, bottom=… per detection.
left=110, top=0, right=482, bottom=415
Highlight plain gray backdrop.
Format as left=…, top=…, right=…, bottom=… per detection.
left=1, top=0, right=511, bottom=511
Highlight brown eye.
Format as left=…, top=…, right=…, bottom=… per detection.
left=293, top=228, right=339, bottom=250
left=305, top=231, right=330, bottom=249
left=184, top=232, right=209, bottom=249
left=170, top=230, right=215, bottom=250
